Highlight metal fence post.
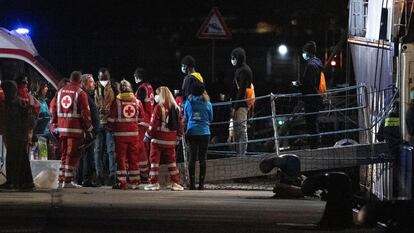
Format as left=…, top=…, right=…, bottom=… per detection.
left=362, top=85, right=373, bottom=145
left=270, top=93, right=280, bottom=156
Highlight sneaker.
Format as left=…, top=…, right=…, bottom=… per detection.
left=144, top=183, right=160, bottom=191
left=170, top=183, right=184, bottom=191
left=128, top=183, right=140, bottom=190
left=63, top=182, right=82, bottom=189
left=57, top=182, right=64, bottom=189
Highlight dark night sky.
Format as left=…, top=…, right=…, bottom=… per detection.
left=0, top=0, right=349, bottom=95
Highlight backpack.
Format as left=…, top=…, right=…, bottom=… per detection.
left=235, top=79, right=256, bottom=110
left=245, top=83, right=256, bottom=110
left=167, top=106, right=179, bottom=131
left=317, top=71, right=327, bottom=96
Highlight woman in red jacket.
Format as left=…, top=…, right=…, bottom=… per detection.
left=144, top=86, right=184, bottom=191
left=108, top=80, right=143, bottom=190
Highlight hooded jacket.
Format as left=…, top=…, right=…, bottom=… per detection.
left=300, top=57, right=324, bottom=95
left=230, top=48, right=253, bottom=109
left=184, top=95, right=213, bottom=136
left=107, top=92, right=142, bottom=142
left=182, top=72, right=204, bottom=102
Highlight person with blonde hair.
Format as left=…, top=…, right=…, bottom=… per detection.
left=107, top=80, right=144, bottom=189
left=144, top=86, right=184, bottom=191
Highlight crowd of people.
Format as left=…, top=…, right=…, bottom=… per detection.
left=0, top=42, right=330, bottom=191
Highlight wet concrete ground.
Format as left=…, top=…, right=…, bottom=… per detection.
left=0, top=187, right=384, bottom=233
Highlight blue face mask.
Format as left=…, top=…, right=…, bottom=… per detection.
left=410, top=90, right=414, bottom=101
left=302, top=52, right=310, bottom=60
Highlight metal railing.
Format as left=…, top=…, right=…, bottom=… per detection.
left=206, top=85, right=371, bottom=156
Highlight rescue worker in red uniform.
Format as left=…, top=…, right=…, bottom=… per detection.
left=134, top=67, right=153, bottom=181
left=51, top=71, right=93, bottom=188
left=144, top=86, right=184, bottom=191
left=108, top=80, right=143, bottom=190
left=16, top=75, right=40, bottom=115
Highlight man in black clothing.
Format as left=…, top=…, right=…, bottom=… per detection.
left=0, top=80, right=35, bottom=191
left=78, top=74, right=100, bottom=187
left=230, top=47, right=253, bottom=156
left=181, top=55, right=204, bottom=102
left=298, top=41, right=324, bottom=149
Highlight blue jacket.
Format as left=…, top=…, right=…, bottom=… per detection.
left=184, top=95, right=213, bottom=135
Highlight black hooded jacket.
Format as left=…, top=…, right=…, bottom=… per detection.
left=230, top=48, right=253, bottom=109
left=300, top=57, right=324, bottom=94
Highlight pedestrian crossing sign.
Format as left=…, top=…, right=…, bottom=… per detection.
left=197, top=7, right=232, bottom=40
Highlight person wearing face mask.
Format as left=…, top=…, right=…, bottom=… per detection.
left=180, top=55, right=204, bottom=102
left=133, top=67, right=152, bottom=182
left=298, top=41, right=324, bottom=149
left=144, top=86, right=184, bottom=191
left=94, top=67, right=116, bottom=186
left=230, top=47, right=253, bottom=157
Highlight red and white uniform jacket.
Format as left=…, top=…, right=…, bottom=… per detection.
left=17, top=83, right=40, bottom=115
left=145, top=104, right=183, bottom=148
left=136, top=82, right=154, bottom=128
left=107, top=92, right=141, bottom=141
left=51, top=82, right=92, bottom=138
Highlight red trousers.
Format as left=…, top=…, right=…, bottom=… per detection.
left=149, top=144, right=180, bottom=184
left=115, top=138, right=142, bottom=186
left=59, top=137, right=83, bottom=183
left=138, top=126, right=149, bottom=179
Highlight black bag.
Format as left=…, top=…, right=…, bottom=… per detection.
left=167, top=106, right=179, bottom=131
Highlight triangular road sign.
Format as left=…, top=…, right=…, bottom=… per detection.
left=197, top=7, right=232, bottom=40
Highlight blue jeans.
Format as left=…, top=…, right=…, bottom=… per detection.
left=94, top=128, right=116, bottom=178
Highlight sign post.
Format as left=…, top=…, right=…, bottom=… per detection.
left=197, top=7, right=232, bottom=82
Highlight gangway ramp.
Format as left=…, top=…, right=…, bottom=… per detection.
left=176, top=142, right=390, bottom=182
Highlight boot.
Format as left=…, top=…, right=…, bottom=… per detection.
left=198, top=176, right=205, bottom=190
left=189, top=175, right=196, bottom=190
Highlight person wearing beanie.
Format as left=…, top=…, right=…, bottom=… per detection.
left=107, top=80, right=143, bottom=189
left=230, top=47, right=253, bottom=156
left=180, top=55, right=205, bottom=102
left=298, top=41, right=324, bottom=149
left=184, top=82, right=213, bottom=190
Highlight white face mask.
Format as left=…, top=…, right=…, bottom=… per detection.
left=99, top=80, right=109, bottom=87
left=181, top=65, right=187, bottom=74
left=231, top=57, right=237, bottom=66
left=302, top=52, right=310, bottom=61
left=154, top=94, right=161, bottom=103
left=134, top=76, right=141, bottom=84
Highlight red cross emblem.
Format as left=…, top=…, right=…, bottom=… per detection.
left=61, top=95, right=72, bottom=109
left=123, top=104, right=136, bottom=118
